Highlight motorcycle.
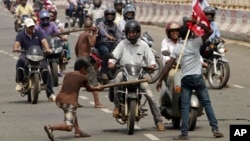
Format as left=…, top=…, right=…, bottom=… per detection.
left=66, top=1, right=90, bottom=28
left=46, top=36, right=68, bottom=86
left=140, top=32, right=163, bottom=84
left=16, top=45, right=47, bottom=104
left=14, top=15, right=30, bottom=32
left=90, top=32, right=163, bottom=84
left=202, top=38, right=230, bottom=89
left=110, top=64, right=151, bottom=135
left=159, top=50, right=203, bottom=131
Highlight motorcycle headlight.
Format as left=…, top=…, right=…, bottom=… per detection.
left=54, top=47, right=63, bottom=54
left=26, top=55, right=44, bottom=61
left=126, top=75, right=139, bottom=81
left=217, top=43, right=225, bottom=53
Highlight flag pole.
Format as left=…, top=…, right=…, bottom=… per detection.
left=174, top=28, right=191, bottom=73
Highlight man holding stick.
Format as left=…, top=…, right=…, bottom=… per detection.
left=156, top=20, right=224, bottom=140
left=75, top=18, right=105, bottom=108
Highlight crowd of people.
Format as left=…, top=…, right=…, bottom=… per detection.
left=1, top=0, right=226, bottom=140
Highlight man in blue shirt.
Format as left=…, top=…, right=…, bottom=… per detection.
left=12, top=18, right=56, bottom=102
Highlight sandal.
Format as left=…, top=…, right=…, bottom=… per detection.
left=44, top=125, right=55, bottom=141
left=75, top=130, right=91, bottom=138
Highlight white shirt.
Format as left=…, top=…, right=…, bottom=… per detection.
left=161, top=38, right=178, bottom=65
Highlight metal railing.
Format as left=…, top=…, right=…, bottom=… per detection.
left=136, top=0, right=250, bottom=10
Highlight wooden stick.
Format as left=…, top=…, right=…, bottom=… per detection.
left=102, top=79, right=149, bottom=89
left=53, top=28, right=95, bottom=36
left=174, top=29, right=191, bottom=73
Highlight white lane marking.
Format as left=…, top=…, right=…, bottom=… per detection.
left=135, top=125, right=141, bottom=129
left=89, top=101, right=94, bottom=105
left=232, top=85, right=245, bottom=88
left=13, top=56, right=18, bottom=60
left=101, top=108, right=112, bottom=113
left=79, top=95, right=88, bottom=100
left=144, top=134, right=160, bottom=140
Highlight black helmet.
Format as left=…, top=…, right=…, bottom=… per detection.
left=125, top=20, right=141, bottom=43
left=123, top=5, right=135, bottom=21
left=114, top=0, right=123, bottom=12
left=104, top=8, right=116, bottom=22
left=203, top=6, right=216, bottom=21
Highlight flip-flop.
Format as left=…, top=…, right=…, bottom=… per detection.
left=44, top=125, right=55, bottom=141
left=75, top=131, right=91, bottom=138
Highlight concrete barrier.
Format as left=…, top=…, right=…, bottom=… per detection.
left=52, top=0, right=250, bottom=42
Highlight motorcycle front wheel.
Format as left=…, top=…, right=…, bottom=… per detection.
left=207, top=61, right=230, bottom=89
left=145, top=57, right=163, bottom=84
left=127, top=100, right=136, bottom=135
left=28, top=73, right=40, bottom=104
left=50, top=62, right=59, bottom=87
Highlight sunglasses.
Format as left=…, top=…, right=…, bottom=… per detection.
left=28, top=26, right=35, bottom=30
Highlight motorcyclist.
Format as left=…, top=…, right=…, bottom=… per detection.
left=118, top=4, right=136, bottom=39
left=200, top=6, right=220, bottom=59
left=88, top=0, right=106, bottom=25
left=12, top=18, right=56, bottom=102
left=113, top=0, right=123, bottom=25
left=66, top=0, right=77, bottom=22
left=108, top=19, right=165, bottom=131
left=96, top=8, right=122, bottom=80
left=48, top=7, right=71, bottom=77
left=14, top=0, right=37, bottom=21
left=159, top=21, right=181, bottom=115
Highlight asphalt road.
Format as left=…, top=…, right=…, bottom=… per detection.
left=0, top=7, right=250, bottom=141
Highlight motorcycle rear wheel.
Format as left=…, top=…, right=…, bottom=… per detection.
left=188, top=108, right=198, bottom=131
left=207, top=61, right=230, bottom=89
left=127, top=100, right=136, bottom=135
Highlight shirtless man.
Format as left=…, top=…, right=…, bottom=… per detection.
left=75, top=18, right=105, bottom=108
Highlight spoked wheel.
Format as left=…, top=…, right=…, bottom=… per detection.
left=207, top=61, right=230, bottom=89
left=29, top=73, right=40, bottom=104
left=145, top=57, right=163, bottom=84
left=127, top=100, right=136, bottom=135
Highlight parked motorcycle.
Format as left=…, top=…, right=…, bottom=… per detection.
left=46, top=36, right=68, bottom=86
left=110, top=64, right=151, bottom=135
left=16, top=45, right=47, bottom=104
left=14, top=15, right=30, bottom=32
left=202, top=38, right=230, bottom=89
left=159, top=51, right=203, bottom=131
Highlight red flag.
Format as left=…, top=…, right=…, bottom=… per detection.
left=189, top=0, right=210, bottom=36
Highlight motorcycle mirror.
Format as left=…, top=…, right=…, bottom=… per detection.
left=64, top=23, right=69, bottom=28
left=162, top=50, right=171, bottom=56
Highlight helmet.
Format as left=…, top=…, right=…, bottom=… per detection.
left=125, top=20, right=141, bottom=43
left=165, top=21, right=180, bottom=38
left=93, top=0, right=102, bottom=7
left=123, top=5, right=135, bottom=21
left=113, top=0, right=123, bottom=12
left=141, top=32, right=154, bottom=47
left=203, top=6, right=216, bottom=21
left=47, top=6, right=57, bottom=15
left=104, top=8, right=116, bottom=22
left=39, top=10, right=50, bottom=26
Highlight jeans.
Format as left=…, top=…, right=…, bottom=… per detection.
left=16, top=54, right=54, bottom=97
left=68, top=4, right=75, bottom=17
left=97, top=44, right=115, bottom=74
left=113, top=72, right=163, bottom=125
left=180, top=74, right=218, bottom=136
